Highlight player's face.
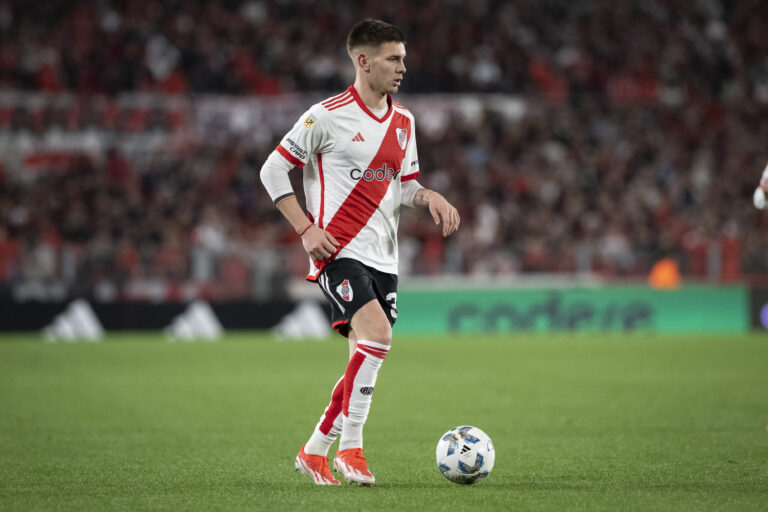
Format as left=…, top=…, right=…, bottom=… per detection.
left=369, top=42, right=406, bottom=94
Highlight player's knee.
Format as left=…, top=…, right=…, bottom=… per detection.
left=379, top=323, right=393, bottom=346
left=366, top=322, right=392, bottom=346
left=350, top=299, right=393, bottom=345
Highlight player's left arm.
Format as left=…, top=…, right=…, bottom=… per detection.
left=415, top=187, right=460, bottom=237
left=403, top=181, right=460, bottom=237
left=397, top=115, right=459, bottom=236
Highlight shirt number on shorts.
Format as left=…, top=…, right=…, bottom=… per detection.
left=386, top=292, right=398, bottom=319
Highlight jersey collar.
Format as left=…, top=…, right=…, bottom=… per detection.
left=348, top=85, right=393, bottom=123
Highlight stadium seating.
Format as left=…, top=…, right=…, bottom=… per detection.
left=1, top=0, right=767, bottom=299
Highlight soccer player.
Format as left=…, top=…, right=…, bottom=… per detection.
left=259, top=18, right=460, bottom=485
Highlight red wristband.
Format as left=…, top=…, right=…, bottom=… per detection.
left=298, top=223, right=313, bottom=237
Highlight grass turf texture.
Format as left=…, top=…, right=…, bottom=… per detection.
left=0, top=333, right=767, bottom=511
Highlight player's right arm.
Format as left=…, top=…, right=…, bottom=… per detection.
left=259, top=106, right=339, bottom=259
left=276, top=194, right=339, bottom=260
left=753, top=162, right=768, bottom=210
left=259, top=149, right=339, bottom=260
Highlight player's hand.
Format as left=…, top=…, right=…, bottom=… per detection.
left=427, top=192, right=460, bottom=237
left=754, top=186, right=767, bottom=210
left=301, top=225, right=340, bottom=260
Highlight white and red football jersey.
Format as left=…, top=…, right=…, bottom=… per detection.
left=276, top=85, right=420, bottom=280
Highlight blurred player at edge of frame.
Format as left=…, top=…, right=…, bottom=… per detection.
left=752, top=162, right=768, bottom=209
left=259, top=19, right=460, bottom=485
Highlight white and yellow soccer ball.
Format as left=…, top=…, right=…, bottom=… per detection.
left=435, top=425, right=495, bottom=484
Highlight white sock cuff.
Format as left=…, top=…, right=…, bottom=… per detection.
left=356, top=340, right=390, bottom=352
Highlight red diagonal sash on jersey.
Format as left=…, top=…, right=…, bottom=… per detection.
left=313, top=111, right=410, bottom=273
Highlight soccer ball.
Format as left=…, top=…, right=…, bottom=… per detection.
left=435, top=425, right=495, bottom=484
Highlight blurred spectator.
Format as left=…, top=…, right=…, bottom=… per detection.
left=0, top=225, right=18, bottom=281
left=0, top=0, right=761, bottom=99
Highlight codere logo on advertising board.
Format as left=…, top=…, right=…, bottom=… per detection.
left=393, top=286, right=748, bottom=335
left=447, top=292, right=654, bottom=331
left=349, top=165, right=400, bottom=182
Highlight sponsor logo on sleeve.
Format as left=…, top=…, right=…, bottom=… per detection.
left=285, top=138, right=308, bottom=161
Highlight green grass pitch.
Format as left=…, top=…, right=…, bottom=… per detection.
left=1, top=332, right=767, bottom=511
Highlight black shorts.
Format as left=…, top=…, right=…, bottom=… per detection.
left=316, top=258, right=398, bottom=337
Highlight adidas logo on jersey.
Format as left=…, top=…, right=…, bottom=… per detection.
left=352, top=132, right=365, bottom=142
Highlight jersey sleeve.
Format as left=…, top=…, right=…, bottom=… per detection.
left=276, top=105, right=335, bottom=168
left=401, top=116, right=420, bottom=182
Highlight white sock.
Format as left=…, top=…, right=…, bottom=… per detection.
left=304, top=376, right=344, bottom=456
left=339, top=340, right=389, bottom=451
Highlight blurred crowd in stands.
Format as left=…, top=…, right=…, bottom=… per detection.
left=1, top=0, right=767, bottom=300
